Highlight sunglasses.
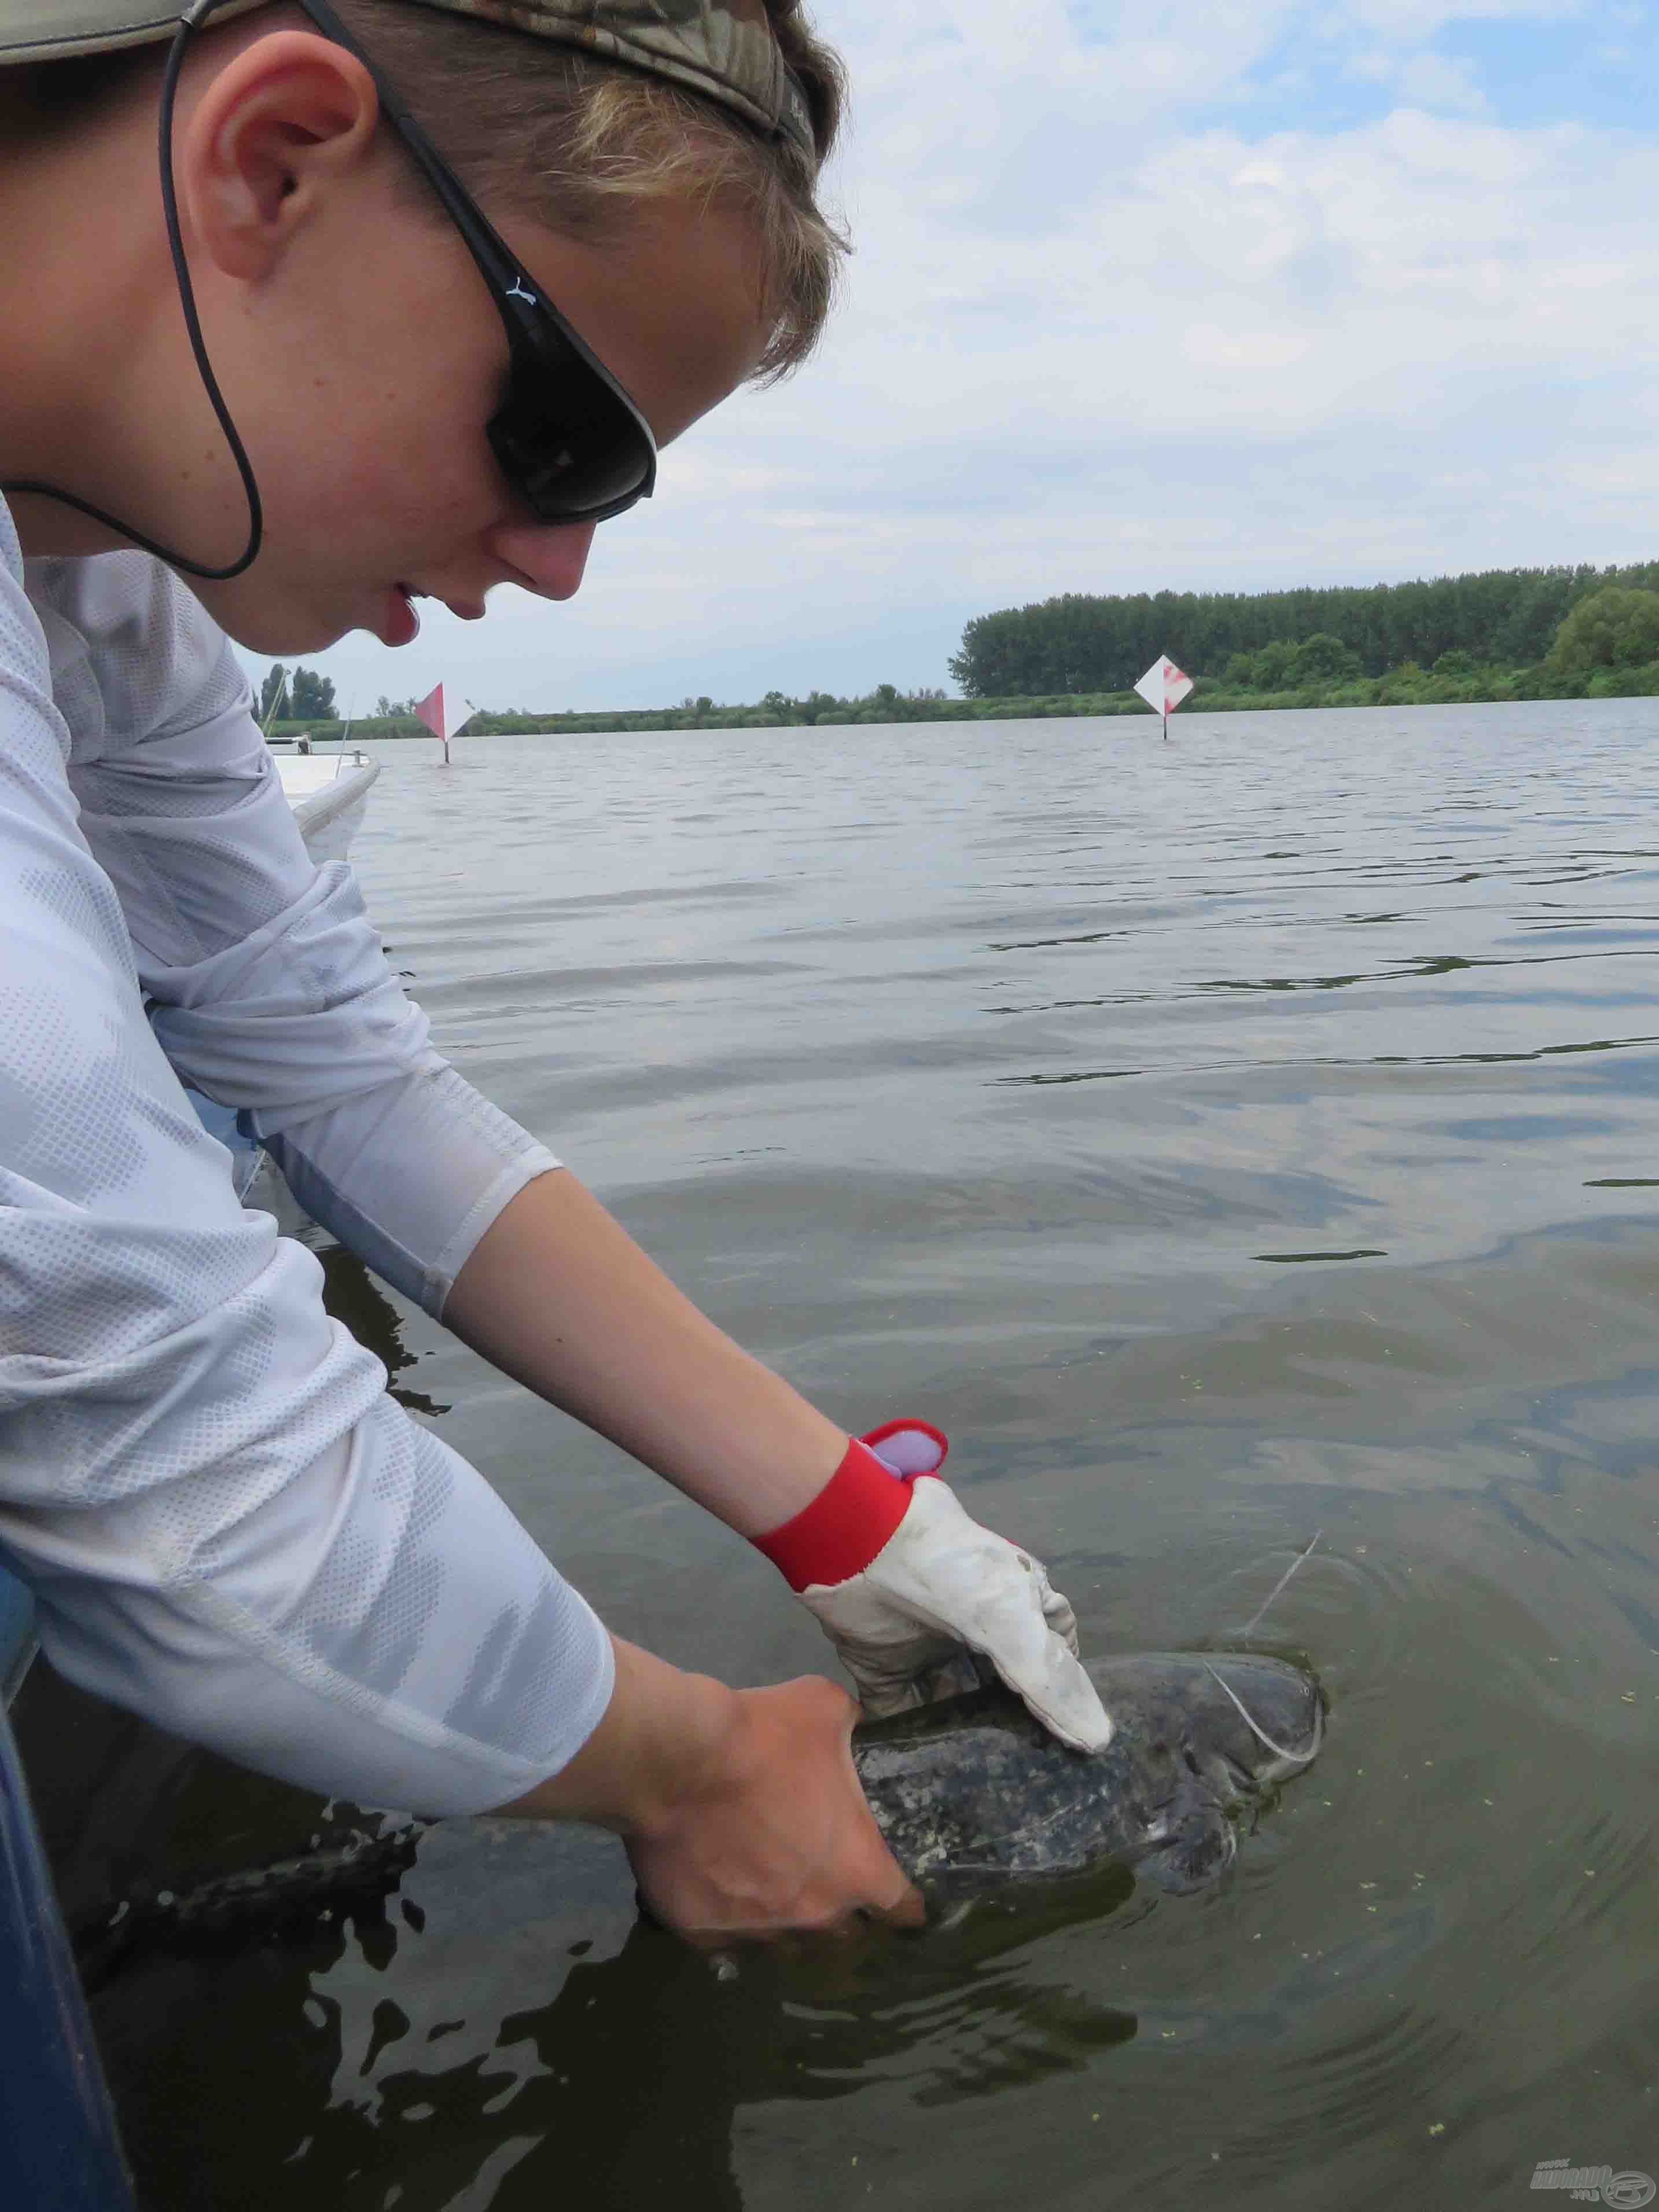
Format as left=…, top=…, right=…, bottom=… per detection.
left=297, top=0, right=659, bottom=527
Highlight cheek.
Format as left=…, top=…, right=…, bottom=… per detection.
left=240, top=190, right=513, bottom=546
left=244, top=312, right=505, bottom=548
left=262, top=377, right=498, bottom=549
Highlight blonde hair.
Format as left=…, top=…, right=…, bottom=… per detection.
left=333, top=0, right=850, bottom=378
left=13, top=2, right=851, bottom=379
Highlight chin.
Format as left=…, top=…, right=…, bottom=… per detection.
left=191, top=577, right=350, bottom=657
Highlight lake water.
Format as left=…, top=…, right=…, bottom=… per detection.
left=20, top=700, right=1659, bottom=2210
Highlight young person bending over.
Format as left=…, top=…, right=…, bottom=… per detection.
left=0, top=0, right=1110, bottom=1940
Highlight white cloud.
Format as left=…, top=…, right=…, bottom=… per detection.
left=1333, top=0, right=1582, bottom=35
left=300, top=2, right=1659, bottom=712
left=1350, top=47, right=1489, bottom=112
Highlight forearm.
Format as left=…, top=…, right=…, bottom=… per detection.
left=442, top=1168, right=847, bottom=1535
left=491, top=1634, right=738, bottom=1831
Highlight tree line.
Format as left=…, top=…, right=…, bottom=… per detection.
left=948, top=562, right=1659, bottom=698
left=258, top=574, right=1659, bottom=747
left=324, top=682, right=966, bottom=738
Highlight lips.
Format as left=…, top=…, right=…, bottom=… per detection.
left=389, top=582, right=487, bottom=630
left=378, top=585, right=420, bottom=648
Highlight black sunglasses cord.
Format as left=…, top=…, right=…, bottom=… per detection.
left=1, top=0, right=263, bottom=582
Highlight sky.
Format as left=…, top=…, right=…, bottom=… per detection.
left=282, top=1, right=1659, bottom=716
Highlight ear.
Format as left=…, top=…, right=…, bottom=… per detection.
left=174, top=30, right=382, bottom=284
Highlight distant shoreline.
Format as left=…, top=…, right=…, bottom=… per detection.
left=271, top=670, right=1658, bottom=745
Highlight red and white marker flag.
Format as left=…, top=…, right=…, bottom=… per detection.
left=414, top=682, right=477, bottom=762
left=414, top=683, right=476, bottom=744
left=1133, top=655, right=1194, bottom=721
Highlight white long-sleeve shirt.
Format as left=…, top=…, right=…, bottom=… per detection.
left=0, top=495, right=614, bottom=1813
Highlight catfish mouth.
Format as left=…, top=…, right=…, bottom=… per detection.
left=1201, top=1659, right=1325, bottom=1786
left=1138, top=1659, right=1323, bottom=1894
left=1143, top=1802, right=1240, bottom=1893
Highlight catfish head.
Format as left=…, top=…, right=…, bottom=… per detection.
left=852, top=1649, right=1324, bottom=1900
left=1087, top=1652, right=1323, bottom=1893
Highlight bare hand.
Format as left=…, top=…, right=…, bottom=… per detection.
left=626, top=1675, right=926, bottom=1941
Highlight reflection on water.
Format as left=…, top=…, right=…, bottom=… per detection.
left=312, top=1241, right=450, bottom=1420
left=21, top=701, right=1659, bottom=2209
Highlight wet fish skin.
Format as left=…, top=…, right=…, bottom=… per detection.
left=78, top=1654, right=1320, bottom=1967
left=851, top=1651, right=1323, bottom=1897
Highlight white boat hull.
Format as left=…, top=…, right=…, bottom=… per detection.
left=275, top=752, right=380, bottom=865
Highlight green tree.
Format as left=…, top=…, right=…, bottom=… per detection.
left=288, top=665, right=337, bottom=720
left=1545, top=587, right=1659, bottom=681
left=1221, top=640, right=1299, bottom=690
left=1285, top=633, right=1358, bottom=685
left=259, top=663, right=289, bottom=723
left=1251, top=640, right=1298, bottom=689
left=1375, top=660, right=1431, bottom=704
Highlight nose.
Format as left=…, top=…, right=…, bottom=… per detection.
left=487, top=520, right=598, bottom=601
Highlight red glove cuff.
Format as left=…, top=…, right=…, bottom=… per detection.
left=752, top=1421, right=947, bottom=1592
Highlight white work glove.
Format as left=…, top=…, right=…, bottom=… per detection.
left=753, top=1421, right=1112, bottom=1754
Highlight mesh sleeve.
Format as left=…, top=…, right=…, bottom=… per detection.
left=28, top=546, right=558, bottom=1311
left=2, top=509, right=609, bottom=1813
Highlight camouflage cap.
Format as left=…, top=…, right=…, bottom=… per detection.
left=0, top=0, right=817, bottom=160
